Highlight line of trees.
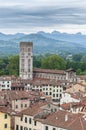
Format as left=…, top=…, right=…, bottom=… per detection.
left=0, top=55, right=19, bottom=76
left=34, top=54, right=86, bottom=75
left=0, top=54, right=86, bottom=76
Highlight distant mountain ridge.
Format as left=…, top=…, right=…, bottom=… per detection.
left=0, top=31, right=86, bottom=56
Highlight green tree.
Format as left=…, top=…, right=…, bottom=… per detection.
left=80, top=62, right=86, bottom=71
left=72, top=54, right=83, bottom=62
left=33, top=55, right=43, bottom=68
left=8, top=55, right=19, bottom=76
left=0, top=57, right=9, bottom=75
left=79, top=70, right=86, bottom=75
left=41, top=54, right=66, bottom=70
left=80, top=55, right=86, bottom=62
left=76, top=68, right=81, bottom=75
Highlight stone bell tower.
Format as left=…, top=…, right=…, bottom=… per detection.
left=19, top=42, right=33, bottom=79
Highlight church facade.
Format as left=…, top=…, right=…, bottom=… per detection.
left=19, top=42, right=76, bottom=82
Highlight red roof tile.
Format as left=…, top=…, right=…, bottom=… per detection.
left=33, top=68, right=66, bottom=75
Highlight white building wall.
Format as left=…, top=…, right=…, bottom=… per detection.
left=12, top=99, right=30, bottom=112
left=15, top=115, right=42, bottom=130
left=43, top=124, right=67, bottom=130
left=25, top=83, right=63, bottom=101
left=0, top=80, right=11, bottom=90
left=34, top=72, right=66, bottom=81
left=15, top=115, right=67, bottom=130
left=60, top=93, right=80, bottom=104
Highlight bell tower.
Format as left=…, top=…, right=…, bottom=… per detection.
left=19, top=42, right=33, bottom=79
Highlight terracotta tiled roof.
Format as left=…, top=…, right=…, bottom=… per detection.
left=78, top=83, right=86, bottom=87
left=0, top=99, right=7, bottom=106
left=11, top=82, right=24, bottom=88
left=78, top=75, right=86, bottom=80
left=0, top=90, right=46, bottom=101
left=32, top=79, right=63, bottom=86
left=16, top=101, right=47, bottom=116
left=41, top=110, right=86, bottom=130
left=11, top=77, right=68, bottom=87
left=60, top=102, right=82, bottom=110
left=0, top=76, right=12, bottom=81
left=8, top=77, right=69, bottom=89
left=6, top=91, right=30, bottom=100
left=66, top=68, right=75, bottom=72
left=0, top=107, right=15, bottom=115
left=33, top=68, right=66, bottom=75
left=60, top=103, right=71, bottom=110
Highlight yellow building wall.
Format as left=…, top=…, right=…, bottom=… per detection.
left=0, top=112, right=11, bottom=130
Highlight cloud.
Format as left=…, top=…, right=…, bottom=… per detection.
left=0, top=0, right=86, bottom=34
left=0, top=6, right=86, bottom=25
left=0, top=0, right=86, bottom=7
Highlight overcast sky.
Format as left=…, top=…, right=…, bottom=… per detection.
left=0, top=0, right=86, bottom=34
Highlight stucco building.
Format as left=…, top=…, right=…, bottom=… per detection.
left=0, top=107, right=12, bottom=130
left=0, top=76, right=11, bottom=91
left=25, top=79, right=65, bottom=102
left=33, top=68, right=76, bottom=82
left=14, top=101, right=86, bottom=130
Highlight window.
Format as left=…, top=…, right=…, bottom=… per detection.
left=54, top=108, right=57, bottom=112
left=2, top=85, right=5, bottom=87
left=53, top=94, right=55, bottom=97
left=25, top=117, right=27, bottom=123
left=21, top=69, right=24, bottom=72
left=49, top=92, right=52, bottom=95
left=21, top=104, right=23, bottom=108
left=43, top=88, right=45, bottom=90
left=20, top=117, right=23, bottom=121
left=45, top=126, right=48, bottom=130
left=29, top=128, right=31, bottom=130
left=25, top=104, right=27, bottom=107
left=56, top=94, right=58, bottom=97
left=53, top=128, right=56, bottom=130
left=46, top=92, right=48, bottom=95
left=20, top=126, right=23, bottom=130
left=60, top=94, right=62, bottom=97
left=7, top=85, right=9, bottom=87
left=28, top=53, right=31, bottom=56
left=28, top=48, right=31, bottom=51
left=40, top=89, right=42, bottom=91
left=24, top=127, right=28, bottom=130
left=4, top=114, right=7, bottom=119
left=28, top=69, right=30, bottom=72
left=16, top=105, right=18, bottom=108
left=16, top=125, right=19, bottom=130
left=4, top=124, right=7, bottom=128
left=34, top=121, right=37, bottom=126
left=29, top=118, right=32, bottom=124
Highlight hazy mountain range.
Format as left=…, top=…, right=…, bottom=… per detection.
left=0, top=31, right=86, bottom=56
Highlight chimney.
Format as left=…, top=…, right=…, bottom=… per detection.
left=56, top=117, right=58, bottom=120
left=65, top=114, right=68, bottom=121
